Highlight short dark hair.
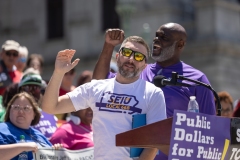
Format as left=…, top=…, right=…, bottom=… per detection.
left=4, top=92, right=41, bottom=125
left=120, top=36, right=150, bottom=59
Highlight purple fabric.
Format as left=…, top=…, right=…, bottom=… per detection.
left=140, top=62, right=215, bottom=116
left=33, top=111, right=57, bottom=139
left=107, top=61, right=216, bottom=160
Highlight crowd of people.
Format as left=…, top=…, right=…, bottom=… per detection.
left=0, top=40, right=95, bottom=159
left=0, top=22, right=239, bottom=160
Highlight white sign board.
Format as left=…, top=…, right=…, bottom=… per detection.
left=33, top=147, right=94, bottom=160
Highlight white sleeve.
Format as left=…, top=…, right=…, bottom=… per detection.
left=67, top=82, right=93, bottom=111
left=146, top=88, right=167, bottom=125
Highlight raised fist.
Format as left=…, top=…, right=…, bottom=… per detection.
left=105, top=29, right=125, bottom=47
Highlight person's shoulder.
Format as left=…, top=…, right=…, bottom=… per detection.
left=107, top=71, right=117, bottom=78
left=182, top=61, right=204, bottom=74
left=143, top=63, right=156, bottom=70
left=145, top=62, right=156, bottom=67
left=30, top=127, right=46, bottom=135
left=181, top=61, right=209, bottom=80
left=57, top=121, right=73, bottom=129
left=0, top=122, right=12, bottom=135
left=0, top=122, right=8, bottom=129
left=54, top=121, right=79, bottom=135
left=139, top=79, right=163, bottom=92
left=91, top=78, right=114, bottom=85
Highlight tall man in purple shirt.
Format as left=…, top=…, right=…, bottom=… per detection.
left=93, top=23, right=216, bottom=160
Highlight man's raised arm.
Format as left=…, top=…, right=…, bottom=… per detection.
left=92, top=29, right=124, bottom=79
left=41, top=49, right=79, bottom=114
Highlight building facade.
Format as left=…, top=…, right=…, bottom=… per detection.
left=0, top=0, right=240, bottom=100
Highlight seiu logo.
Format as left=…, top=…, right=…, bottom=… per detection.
left=96, top=91, right=142, bottom=114
left=108, top=95, right=132, bottom=104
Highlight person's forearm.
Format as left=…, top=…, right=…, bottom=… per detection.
left=0, top=143, right=30, bottom=160
left=138, top=148, right=158, bottom=160
left=41, top=70, right=64, bottom=114
left=93, top=42, right=114, bottom=79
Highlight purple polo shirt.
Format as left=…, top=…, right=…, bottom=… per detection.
left=107, top=61, right=216, bottom=160
left=140, top=61, right=216, bottom=117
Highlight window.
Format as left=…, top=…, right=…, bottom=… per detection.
left=47, top=0, right=64, bottom=39
left=101, top=0, right=120, bottom=31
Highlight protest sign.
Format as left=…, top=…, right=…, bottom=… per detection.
left=33, top=147, right=94, bottom=160
left=33, top=111, right=57, bottom=139
left=168, top=110, right=231, bottom=160
left=226, top=118, right=240, bottom=159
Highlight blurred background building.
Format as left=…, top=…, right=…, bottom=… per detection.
left=0, top=0, right=240, bottom=100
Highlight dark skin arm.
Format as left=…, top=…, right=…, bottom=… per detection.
left=92, top=29, right=124, bottom=79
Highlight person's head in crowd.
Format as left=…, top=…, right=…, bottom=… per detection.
left=117, top=36, right=149, bottom=81
left=1, top=40, right=20, bottom=70
left=77, top=70, right=93, bottom=86
left=16, top=46, right=28, bottom=72
left=2, top=83, right=19, bottom=109
left=4, top=92, right=41, bottom=128
left=70, top=107, right=93, bottom=125
left=152, top=23, right=187, bottom=67
left=26, top=54, right=44, bottom=74
left=18, top=73, right=43, bottom=104
left=215, top=91, right=233, bottom=118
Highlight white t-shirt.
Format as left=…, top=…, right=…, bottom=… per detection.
left=67, top=77, right=166, bottom=160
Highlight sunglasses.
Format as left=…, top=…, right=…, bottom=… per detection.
left=21, top=85, right=41, bottom=93
left=5, top=51, right=19, bottom=57
left=11, top=105, right=33, bottom=113
left=120, top=47, right=147, bottom=62
left=18, top=57, right=27, bottom=63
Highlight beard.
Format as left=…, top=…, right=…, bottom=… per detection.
left=151, top=41, right=177, bottom=62
left=117, top=61, right=141, bottom=79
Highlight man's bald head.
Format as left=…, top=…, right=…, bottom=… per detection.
left=152, top=23, right=187, bottom=67
left=160, top=23, right=187, bottom=42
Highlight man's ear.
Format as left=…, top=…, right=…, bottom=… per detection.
left=177, top=40, right=185, bottom=50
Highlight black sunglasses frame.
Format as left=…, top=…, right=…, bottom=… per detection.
left=5, top=51, right=19, bottom=57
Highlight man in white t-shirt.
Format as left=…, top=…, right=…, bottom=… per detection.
left=41, top=32, right=167, bottom=160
